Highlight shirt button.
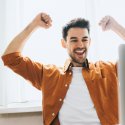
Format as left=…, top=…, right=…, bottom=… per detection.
left=52, top=113, right=55, bottom=116
left=65, top=84, right=68, bottom=87
left=59, top=98, right=62, bottom=102
left=69, top=72, right=72, bottom=75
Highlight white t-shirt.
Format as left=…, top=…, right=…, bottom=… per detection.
left=59, top=67, right=101, bottom=125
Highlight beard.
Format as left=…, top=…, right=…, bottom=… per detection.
left=69, top=48, right=88, bottom=65
left=70, top=54, right=87, bottom=64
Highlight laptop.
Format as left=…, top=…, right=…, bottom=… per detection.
left=118, top=44, right=125, bottom=125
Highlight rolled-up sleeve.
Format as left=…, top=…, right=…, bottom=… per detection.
left=1, top=52, right=43, bottom=90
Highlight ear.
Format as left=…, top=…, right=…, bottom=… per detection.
left=61, top=39, right=67, bottom=48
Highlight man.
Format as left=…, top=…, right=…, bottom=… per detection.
left=1, top=13, right=125, bottom=125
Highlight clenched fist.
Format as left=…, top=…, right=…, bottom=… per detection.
left=32, top=12, right=52, bottom=29
left=99, top=16, right=118, bottom=31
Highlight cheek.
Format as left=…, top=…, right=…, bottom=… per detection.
left=67, top=45, right=74, bottom=53
left=66, top=43, right=77, bottom=52
left=86, top=45, right=89, bottom=48
left=86, top=43, right=90, bottom=48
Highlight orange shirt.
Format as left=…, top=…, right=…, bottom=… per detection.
left=2, top=52, right=119, bottom=125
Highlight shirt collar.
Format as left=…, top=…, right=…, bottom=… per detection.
left=63, top=58, right=90, bottom=72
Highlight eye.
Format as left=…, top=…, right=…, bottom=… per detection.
left=71, top=39, right=77, bottom=42
left=82, top=39, right=88, bottom=42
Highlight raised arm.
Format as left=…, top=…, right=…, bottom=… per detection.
left=99, top=16, right=125, bottom=41
left=3, top=12, right=52, bottom=55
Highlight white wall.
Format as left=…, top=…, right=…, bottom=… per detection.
left=0, top=112, right=43, bottom=125
left=0, top=0, right=6, bottom=106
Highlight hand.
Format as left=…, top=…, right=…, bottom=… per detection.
left=32, top=12, right=52, bottom=29
left=99, top=16, right=118, bottom=31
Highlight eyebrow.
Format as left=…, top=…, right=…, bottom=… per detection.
left=70, top=36, right=89, bottom=39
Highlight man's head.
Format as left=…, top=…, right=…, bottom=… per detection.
left=61, top=18, right=91, bottom=67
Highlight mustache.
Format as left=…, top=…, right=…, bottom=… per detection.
left=74, top=48, right=87, bottom=52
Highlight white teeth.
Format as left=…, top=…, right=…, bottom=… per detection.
left=75, top=50, right=84, bottom=53
left=76, top=50, right=83, bottom=52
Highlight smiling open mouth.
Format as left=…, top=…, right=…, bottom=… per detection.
left=74, top=49, right=86, bottom=56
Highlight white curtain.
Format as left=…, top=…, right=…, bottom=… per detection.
left=0, top=0, right=125, bottom=106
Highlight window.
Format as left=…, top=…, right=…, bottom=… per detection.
left=0, top=0, right=125, bottom=106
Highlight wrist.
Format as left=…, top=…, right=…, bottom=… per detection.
left=30, top=21, right=39, bottom=30
left=111, top=21, right=121, bottom=32
left=111, top=22, right=125, bottom=40
left=112, top=23, right=123, bottom=33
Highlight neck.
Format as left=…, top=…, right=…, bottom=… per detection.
left=72, top=61, right=83, bottom=67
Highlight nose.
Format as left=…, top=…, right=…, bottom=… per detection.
left=77, top=40, right=84, bottom=48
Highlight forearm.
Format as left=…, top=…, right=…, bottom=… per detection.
left=3, top=12, right=52, bottom=56
left=112, top=23, right=125, bottom=41
left=3, top=21, right=37, bottom=55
